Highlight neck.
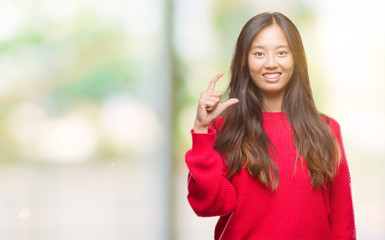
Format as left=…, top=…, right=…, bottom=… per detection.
left=261, top=92, right=284, bottom=112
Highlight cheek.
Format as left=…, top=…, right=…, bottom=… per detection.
left=248, top=59, right=264, bottom=73
left=282, top=58, right=294, bottom=72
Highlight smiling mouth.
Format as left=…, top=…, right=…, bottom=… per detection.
left=262, top=72, right=281, bottom=83
left=263, top=73, right=281, bottom=79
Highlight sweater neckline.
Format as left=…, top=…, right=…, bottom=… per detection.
left=262, top=111, right=287, bottom=120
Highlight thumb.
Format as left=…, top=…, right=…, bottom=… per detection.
left=214, top=98, right=239, bottom=116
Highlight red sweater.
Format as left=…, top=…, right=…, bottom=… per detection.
left=185, top=112, right=355, bottom=239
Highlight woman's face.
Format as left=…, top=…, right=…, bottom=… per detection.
left=248, top=24, right=294, bottom=99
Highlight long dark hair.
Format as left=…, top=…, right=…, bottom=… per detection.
left=214, top=12, right=340, bottom=191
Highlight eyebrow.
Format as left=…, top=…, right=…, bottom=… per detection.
left=250, top=44, right=290, bottom=50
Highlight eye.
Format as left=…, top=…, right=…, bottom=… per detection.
left=254, top=52, right=264, bottom=57
left=278, top=51, right=287, bottom=56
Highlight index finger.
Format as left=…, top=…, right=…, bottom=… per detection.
left=207, top=72, right=224, bottom=92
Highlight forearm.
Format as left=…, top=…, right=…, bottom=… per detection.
left=185, top=130, right=237, bottom=217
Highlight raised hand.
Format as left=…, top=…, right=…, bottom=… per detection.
left=193, top=72, right=239, bottom=133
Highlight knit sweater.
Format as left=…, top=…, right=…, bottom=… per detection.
left=185, top=112, right=355, bottom=240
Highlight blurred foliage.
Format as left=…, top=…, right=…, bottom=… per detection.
left=0, top=3, right=143, bottom=164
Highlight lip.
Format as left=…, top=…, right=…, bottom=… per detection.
left=263, top=72, right=281, bottom=83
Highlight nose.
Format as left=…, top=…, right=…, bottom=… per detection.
left=265, top=55, right=278, bottom=69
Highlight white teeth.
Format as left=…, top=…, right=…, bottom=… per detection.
left=263, top=73, right=280, bottom=78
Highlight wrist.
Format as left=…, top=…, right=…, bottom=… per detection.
left=193, top=122, right=209, bottom=133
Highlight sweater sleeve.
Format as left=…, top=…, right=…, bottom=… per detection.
left=328, top=118, right=356, bottom=239
left=185, top=127, right=237, bottom=217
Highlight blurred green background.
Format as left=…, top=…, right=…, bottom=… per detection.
left=0, top=0, right=384, bottom=239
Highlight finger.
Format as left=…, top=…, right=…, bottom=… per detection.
left=206, top=100, right=220, bottom=109
left=201, top=95, right=221, bottom=103
left=207, top=91, right=222, bottom=97
left=199, top=99, right=218, bottom=110
left=200, top=91, right=221, bottom=101
left=207, top=72, right=224, bottom=92
left=213, top=98, right=239, bottom=115
left=206, top=103, right=219, bottom=112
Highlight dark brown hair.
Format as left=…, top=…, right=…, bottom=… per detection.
left=214, top=12, right=340, bottom=191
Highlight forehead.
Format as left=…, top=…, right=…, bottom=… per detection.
left=251, top=24, right=289, bottom=48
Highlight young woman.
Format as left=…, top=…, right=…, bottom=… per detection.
left=185, top=12, right=356, bottom=239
